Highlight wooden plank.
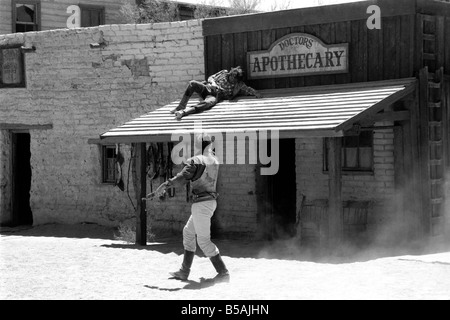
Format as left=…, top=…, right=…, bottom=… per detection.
left=401, top=15, right=416, bottom=78
left=122, top=104, right=383, bottom=121
left=202, top=0, right=417, bottom=36
left=118, top=119, right=360, bottom=132
left=407, top=90, right=423, bottom=239
left=155, top=78, right=413, bottom=99
left=127, top=111, right=380, bottom=125
left=133, top=142, right=147, bottom=246
left=354, top=19, right=367, bottom=83
left=327, top=137, right=343, bottom=244
left=255, top=158, right=271, bottom=239
left=161, top=91, right=406, bottom=106
left=415, top=14, right=424, bottom=73
left=435, top=16, right=445, bottom=70
left=221, top=33, right=234, bottom=70
left=335, top=84, right=416, bottom=131
left=445, top=17, right=450, bottom=76
left=445, top=79, right=450, bottom=169
left=104, top=121, right=343, bottom=134
left=362, top=110, right=410, bottom=123
left=206, top=35, right=222, bottom=78
left=151, top=88, right=411, bottom=110
left=367, top=19, right=383, bottom=81
left=99, top=128, right=343, bottom=145
left=233, top=32, right=247, bottom=71
left=153, top=94, right=408, bottom=113
left=401, top=119, right=415, bottom=240
left=418, top=68, right=431, bottom=238
left=334, top=20, right=352, bottom=84
left=416, top=0, right=450, bottom=18
left=394, top=125, right=406, bottom=239
left=127, top=110, right=373, bottom=125
left=129, top=105, right=391, bottom=121
left=107, top=122, right=344, bottom=133
left=383, top=16, right=398, bottom=80
left=102, top=135, right=173, bottom=144
left=395, top=15, right=402, bottom=79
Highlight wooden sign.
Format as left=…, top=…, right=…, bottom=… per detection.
left=0, top=47, right=24, bottom=87
left=247, top=33, right=348, bottom=79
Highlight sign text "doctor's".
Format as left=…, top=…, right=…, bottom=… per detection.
left=247, top=33, right=348, bottom=79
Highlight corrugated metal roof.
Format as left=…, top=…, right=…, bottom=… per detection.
left=100, top=78, right=416, bottom=143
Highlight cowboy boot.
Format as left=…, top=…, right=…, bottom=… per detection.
left=169, top=250, right=195, bottom=280
left=175, top=106, right=196, bottom=120
left=209, top=254, right=230, bottom=283
left=170, top=94, right=190, bottom=114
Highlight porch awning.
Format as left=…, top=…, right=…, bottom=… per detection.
left=100, top=78, right=416, bottom=143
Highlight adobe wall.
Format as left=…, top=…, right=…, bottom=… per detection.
left=0, top=20, right=205, bottom=229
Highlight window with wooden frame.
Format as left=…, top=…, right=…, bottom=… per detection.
left=102, top=145, right=117, bottom=184
left=79, top=4, right=105, bottom=27
left=12, top=0, right=41, bottom=33
left=323, top=131, right=374, bottom=173
left=0, top=45, right=26, bottom=88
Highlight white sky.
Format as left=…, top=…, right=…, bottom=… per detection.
left=178, top=0, right=368, bottom=11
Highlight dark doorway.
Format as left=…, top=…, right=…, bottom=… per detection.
left=11, top=132, right=33, bottom=226
left=269, top=138, right=296, bottom=239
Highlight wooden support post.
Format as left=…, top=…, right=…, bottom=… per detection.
left=418, top=67, right=431, bottom=238
left=133, top=142, right=147, bottom=246
left=394, top=125, right=406, bottom=239
left=327, top=137, right=343, bottom=245
left=408, top=88, right=424, bottom=240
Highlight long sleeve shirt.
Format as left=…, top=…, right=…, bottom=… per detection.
left=208, top=70, right=258, bottom=100
left=168, top=150, right=219, bottom=196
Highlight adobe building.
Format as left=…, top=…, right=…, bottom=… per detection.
left=0, top=0, right=223, bottom=36
left=0, top=0, right=129, bottom=34
left=0, top=18, right=205, bottom=229
left=1, top=0, right=449, bottom=248
left=100, top=0, right=450, bottom=246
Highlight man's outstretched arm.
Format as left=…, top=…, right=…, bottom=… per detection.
left=230, top=82, right=262, bottom=100
left=149, top=161, right=198, bottom=198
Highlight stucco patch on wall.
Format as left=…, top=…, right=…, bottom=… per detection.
left=121, top=58, right=150, bottom=78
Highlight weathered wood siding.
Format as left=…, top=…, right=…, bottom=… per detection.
left=204, top=1, right=450, bottom=88
left=205, top=16, right=418, bottom=90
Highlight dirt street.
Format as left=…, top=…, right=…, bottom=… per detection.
left=1, top=223, right=450, bottom=300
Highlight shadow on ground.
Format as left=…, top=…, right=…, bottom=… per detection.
left=101, top=236, right=450, bottom=264
left=144, top=277, right=222, bottom=291
left=0, top=223, right=117, bottom=240
left=2, top=223, right=450, bottom=264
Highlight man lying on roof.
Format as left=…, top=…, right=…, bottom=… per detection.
left=170, top=66, right=262, bottom=120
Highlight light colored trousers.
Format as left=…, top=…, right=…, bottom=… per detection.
left=183, top=200, right=219, bottom=258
